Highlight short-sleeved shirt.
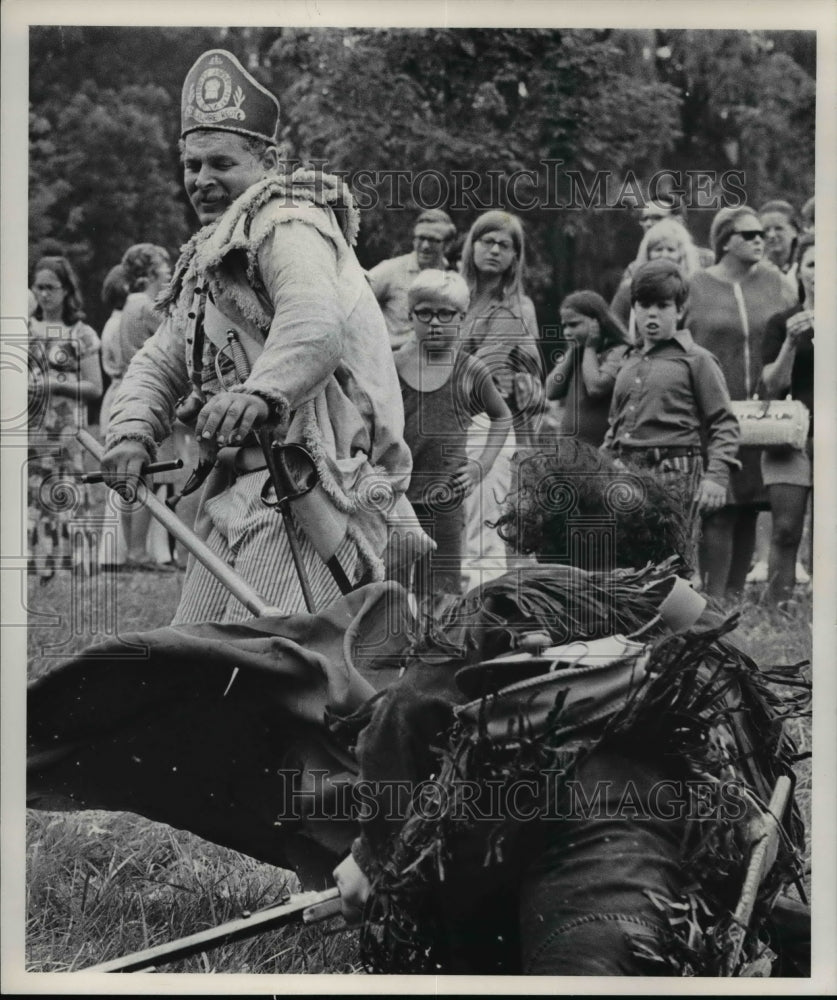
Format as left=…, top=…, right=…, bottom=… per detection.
left=400, top=351, right=490, bottom=506
left=604, top=329, right=740, bottom=487
left=366, top=252, right=423, bottom=349
left=460, top=291, right=541, bottom=449
left=761, top=304, right=814, bottom=436
left=558, top=343, right=628, bottom=447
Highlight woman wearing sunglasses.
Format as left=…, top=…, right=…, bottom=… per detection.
left=684, top=206, right=798, bottom=599
left=457, top=211, right=543, bottom=588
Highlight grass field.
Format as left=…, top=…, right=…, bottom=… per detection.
left=24, top=566, right=362, bottom=974
left=23, top=563, right=812, bottom=975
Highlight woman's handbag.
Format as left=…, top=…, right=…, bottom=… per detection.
left=729, top=283, right=810, bottom=452
left=730, top=397, right=810, bottom=451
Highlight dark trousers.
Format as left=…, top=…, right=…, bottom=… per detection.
left=427, top=747, right=688, bottom=975
left=518, top=749, right=686, bottom=975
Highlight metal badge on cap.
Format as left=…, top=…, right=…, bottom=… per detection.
left=181, top=49, right=280, bottom=142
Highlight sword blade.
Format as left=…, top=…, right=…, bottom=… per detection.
left=81, top=887, right=341, bottom=972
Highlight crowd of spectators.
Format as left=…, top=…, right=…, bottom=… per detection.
left=367, top=193, right=814, bottom=611
left=27, top=245, right=198, bottom=578
left=28, top=190, right=814, bottom=610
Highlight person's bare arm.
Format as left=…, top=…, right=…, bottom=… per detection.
left=580, top=341, right=625, bottom=400
left=762, top=311, right=813, bottom=398
left=451, top=359, right=512, bottom=498
left=546, top=340, right=581, bottom=401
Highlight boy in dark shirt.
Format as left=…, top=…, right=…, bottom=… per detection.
left=602, top=259, right=740, bottom=516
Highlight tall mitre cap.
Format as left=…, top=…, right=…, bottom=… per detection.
left=181, top=49, right=280, bottom=142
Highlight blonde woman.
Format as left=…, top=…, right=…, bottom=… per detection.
left=611, top=218, right=701, bottom=331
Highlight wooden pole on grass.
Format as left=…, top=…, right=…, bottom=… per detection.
left=77, top=428, right=273, bottom=619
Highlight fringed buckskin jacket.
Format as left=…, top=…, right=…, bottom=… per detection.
left=106, top=171, right=412, bottom=577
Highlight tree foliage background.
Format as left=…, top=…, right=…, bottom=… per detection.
left=29, top=25, right=815, bottom=334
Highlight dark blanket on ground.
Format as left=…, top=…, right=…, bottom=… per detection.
left=27, top=582, right=413, bottom=886
left=24, top=563, right=701, bottom=883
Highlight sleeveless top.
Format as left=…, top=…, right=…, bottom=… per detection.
left=400, top=351, right=483, bottom=506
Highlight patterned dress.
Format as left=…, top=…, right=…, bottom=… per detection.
left=460, top=290, right=541, bottom=589
left=28, top=318, right=101, bottom=578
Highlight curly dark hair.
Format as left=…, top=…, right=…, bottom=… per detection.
left=492, top=439, right=693, bottom=572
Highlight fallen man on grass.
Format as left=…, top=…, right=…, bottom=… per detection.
left=28, top=444, right=812, bottom=976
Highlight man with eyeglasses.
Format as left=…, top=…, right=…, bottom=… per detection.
left=638, top=198, right=675, bottom=233
left=367, top=209, right=457, bottom=349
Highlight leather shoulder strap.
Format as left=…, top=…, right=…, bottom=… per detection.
left=203, top=296, right=265, bottom=370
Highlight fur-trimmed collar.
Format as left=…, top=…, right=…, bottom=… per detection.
left=158, top=170, right=360, bottom=313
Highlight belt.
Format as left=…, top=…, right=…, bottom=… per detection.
left=615, top=445, right=701, bottom=464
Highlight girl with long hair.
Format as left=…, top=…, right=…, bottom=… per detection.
left=457, top=211, right=543, bottom=588
left=546, top=290, right=630, bottom=447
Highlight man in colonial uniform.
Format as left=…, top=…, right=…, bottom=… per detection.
left=103, top=50, right=413, bottom=623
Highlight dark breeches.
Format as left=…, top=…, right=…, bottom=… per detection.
left=416, top=748, right=690, bottom=976
left=518, top=749, right=687, bottom=975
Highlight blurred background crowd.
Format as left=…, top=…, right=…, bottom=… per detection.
left=26, top=26, right=816, bottom=609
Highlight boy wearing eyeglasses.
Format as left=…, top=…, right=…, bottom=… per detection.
left=395, top=269, right=511, bottom=611
left=367, top=209, right=457, bottom=350
left=602, top=259, right=740, bottom=518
